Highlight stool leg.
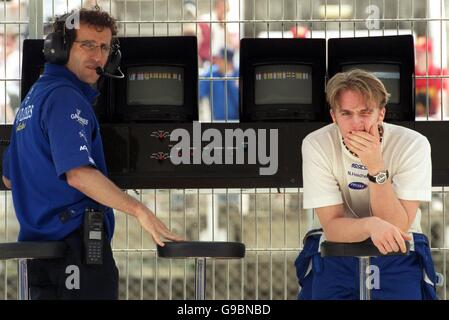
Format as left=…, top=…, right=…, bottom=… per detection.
left=195, top=258, right=206, bottom=300
left=18, top=259, right=29, bottom=300
left=359, top=257, right=371, bottom=300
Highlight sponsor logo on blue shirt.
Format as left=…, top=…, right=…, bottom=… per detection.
left=79, top=130, right=88, bottom=143
left=15, top=104, right=34, bottom=124
left=16, top=122, right=26, bottom=132
left=71, top=109, right=89, bottom=126
left=348, top=182, right=368, bottom=190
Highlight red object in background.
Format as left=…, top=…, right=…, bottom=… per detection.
left=415, top=37, right=448, bottom=91
left=198, top=22, right=211, bottom=64
left=291, top=26, right=310, bottom=38
left=415, top=37, right=449, bottom=116
left=415, top=36, right=433, bottom=53
left=415, top=65, right=449, bottom=92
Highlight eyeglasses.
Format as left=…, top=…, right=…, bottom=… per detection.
left=74, top=40, right=111, bottom=55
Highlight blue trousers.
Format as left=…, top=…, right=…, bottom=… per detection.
left=295, top=231, right=439, bottom=300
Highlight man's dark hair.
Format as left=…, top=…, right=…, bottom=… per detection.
left=53, top=8, right=118, bottom=51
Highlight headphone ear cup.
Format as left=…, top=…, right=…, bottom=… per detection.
left=104, top=47, right=121, bottom=75
left=43, top=30, right=69, bottom=65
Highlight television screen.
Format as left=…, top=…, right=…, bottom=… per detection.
left=342, top=64, right=400, bottom=104
left=254, top=64, right=312, bottom=105
left=127, top=65, right=184, bottom=106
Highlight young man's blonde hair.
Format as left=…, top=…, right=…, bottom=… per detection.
left=326, top=69, right=391, bottom=111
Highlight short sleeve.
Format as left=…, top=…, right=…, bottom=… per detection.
left=43, top=86, right=97, bottom=177
left=392, top=136, right=432, bottom=202
left=302, top=138, right=343, bottom=209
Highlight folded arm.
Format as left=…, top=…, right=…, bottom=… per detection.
left=316, top=203, right=411, bottom=254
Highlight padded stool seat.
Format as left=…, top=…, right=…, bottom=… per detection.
left=157, top=241, right=245, bottom=299
left=0, top=241, right=67, bottom=299
left=157, top=241, right=245, bottom=259
left=0, top=242, right=67, bottom=260
left=321, top=238, right=410, bottom=300
left=321, top=238, right=410, bottom=257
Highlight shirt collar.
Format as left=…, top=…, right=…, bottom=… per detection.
left=43, top=63, right=99, bottom=103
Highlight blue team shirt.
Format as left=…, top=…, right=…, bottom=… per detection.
left=2, top=63, right=114, bottom=241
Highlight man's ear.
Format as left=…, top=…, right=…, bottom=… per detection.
left=378, top=107, right=386, bottom=122
left=330, top=109, right=336, bottom=123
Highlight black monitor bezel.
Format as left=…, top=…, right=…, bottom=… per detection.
left=20, top=39, right=45, bottom=102
left=328, top=35, right=415, bottom=122
left=108, top=36, right=198, bottom=123
left=240, top=38, right=327, bottom=122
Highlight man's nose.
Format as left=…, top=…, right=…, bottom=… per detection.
left=90, top=47, right=103, bottom=61
left=350, top=116, right=364, bottom=130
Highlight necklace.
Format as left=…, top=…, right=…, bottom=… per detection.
left=342, top=125, right=384, bottom=158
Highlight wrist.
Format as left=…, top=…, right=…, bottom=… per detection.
left=367, top=169, right=389, bottom=184
left=367, top=163, right=386, bottom=176
left=134, top=202, right=147, bottom=219
left=363, top=216, right=380, bottom=237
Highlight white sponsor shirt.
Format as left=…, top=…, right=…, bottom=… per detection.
left=302, top=122, right=432, bottom=233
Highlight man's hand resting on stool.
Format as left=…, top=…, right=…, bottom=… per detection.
left=136, top=206, right=184, bottom=246
left=367, top=216, right=412, bottom=255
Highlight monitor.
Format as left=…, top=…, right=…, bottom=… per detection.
left=20, top=39, right=45, bottom=102
left=341, top=63, right=400, bottom=104
left=328, top=35, right=415, bottom=121
left=240, top=38, right=327, bottom=122
left=254, top=64, right=312, bottom=105
left=109, top=36, right=198, bottom=123
left=127, top=65, right=184, bottom=106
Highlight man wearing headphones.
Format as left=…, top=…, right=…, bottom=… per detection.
left=2, top=8, right=182, bottom=299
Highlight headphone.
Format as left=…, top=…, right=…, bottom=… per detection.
left=43, top=12, right=124, bottom=79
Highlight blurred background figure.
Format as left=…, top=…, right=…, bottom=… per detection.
left=290, top=25, right=310, bottom=38
left=182, top=0, right=198, bottom=37
left=197, top=0, right=239, bottom=68
left=199, top=48, right=239, bottom=122
left=0, top=24, right=20, bottom=124
left=415, top=36, right=449, bottom=119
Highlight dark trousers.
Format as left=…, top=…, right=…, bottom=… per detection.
left=27, top=228, right=119, bottom=300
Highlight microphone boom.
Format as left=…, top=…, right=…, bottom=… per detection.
left=96, top=66, right=124, bottom=79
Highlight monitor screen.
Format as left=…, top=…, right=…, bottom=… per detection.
left=342, top=64, right=400, bottom=104
left=254, top=64, right=312, bottom=105
left=127, top=66, right=184, bottom=106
